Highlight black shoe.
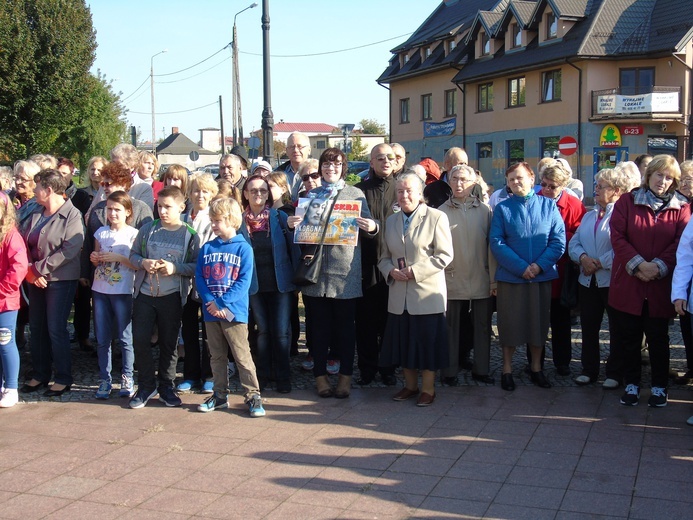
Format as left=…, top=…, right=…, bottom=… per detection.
left=381, top=374, right=397, bottom=386
left=44, top=384, right=71, bottom=397
left=276, top=380, right=291, bottom=394
left=530, top=371, right=552, bottom=388
left=501, top=373, right=515, bottom=391
left=556, top=365, right=571, bottom=376
left=355, top=374, right=374, bottom=386
left=472, top=373, right=495, bottom=385
left=442, top=376, right=459, bottom=387
left=674, top=371, right=693, bottom=385
left=20, top=381, right=47, bottom=393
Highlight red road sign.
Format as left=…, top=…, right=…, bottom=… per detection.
left=558, top=136, right=578, bottom=156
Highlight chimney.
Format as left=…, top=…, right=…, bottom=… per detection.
left=172, top=126, right=179, bottom=134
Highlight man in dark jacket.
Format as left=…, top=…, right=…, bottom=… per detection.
left=354, top=143, right=399, bottom=385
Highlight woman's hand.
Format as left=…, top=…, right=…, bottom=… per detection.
left=287, top=215, right=302, bottom=229
left=356, top=217, right=376, bottom=233
left=580, top=255, right=601, bottom=275
left=157, top=260, right=176, bottom=276
left=33, top=276, right=48, bottom=289
left=142, top=259, right=159, bottom=274
left=522, top=263, right=540, bottom=280
left=90, top=251, right=101, bottom=266
left=636, top=261, right=659, bottom=282
left=389, top=267, right=409, bottom=282
left=674, top=299, right=687, bottom=316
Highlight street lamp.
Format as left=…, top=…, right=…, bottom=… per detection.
left=261, top=0, right=274, bottom=160
left=150, top=49, right=167, bottom=154
left=232, top=2, right=258, bottom=148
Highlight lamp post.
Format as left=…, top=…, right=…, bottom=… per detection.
left=261, top=0, right=274, bottom=160
left=232, top=2, right=257, bottom=148
left=150, top=49, right=167, bottom=154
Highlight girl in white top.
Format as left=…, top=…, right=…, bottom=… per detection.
left=90, top=191, right=139, bottom=399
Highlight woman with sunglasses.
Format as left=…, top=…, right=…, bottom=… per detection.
left=240, top=174, right=299, bottom=393
left=296, top=159, right=321, bottom=200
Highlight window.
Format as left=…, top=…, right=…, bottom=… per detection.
left=424, top=47, right=431, bottom=59
left=507, top=139, right=525, bottom=167
left=542, top=70, right=562, bottom=102
left=512, top=24, right=522, bottom=48
left=541, top=137, right=559, bottom=159
left=478, top=142, right=493, bottom=159
left=546, top=12, right=558, bottom=39
left=508, top=77, right=525, bottom=107
left=421, top=93, right=432, bottom=120
left=620, top=67, right=655, bottom=95
left=400, top=98, right=410, bottom=124
left=481, top=32, right=490, bottom=56
left=316, top=140, right=326, bottom=150
left=445, top=89, right=456, bottom=117
left=447, top=39, right=456, bottom=54
left=478, top=82, right=494, bottom=112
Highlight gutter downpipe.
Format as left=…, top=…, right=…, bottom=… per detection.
left=377, top=81, right=392, bottom=143
left=455, top=82, right=466, bottom=150
left=671, top=53, right=692, bottom=160
left=566, top=58, right=583, bottom=185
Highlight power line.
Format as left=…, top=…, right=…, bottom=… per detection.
left=158, top=55, right=231, bottom=85
left=239, top=32, right=412, bottom=58
left=154, top=44, right=230, bottom=77
left=128, top=100, right=218, bottom=115
left=120, top=75, right=150, bottom=102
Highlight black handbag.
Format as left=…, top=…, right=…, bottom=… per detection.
left=560, top=261, right=580, bottom=308
left=292, top=190, right=340, bottom=286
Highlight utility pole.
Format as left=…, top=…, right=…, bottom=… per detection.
left=232, top=3, right=257, bottom=147
left=261, top=0, right=274, bottom=159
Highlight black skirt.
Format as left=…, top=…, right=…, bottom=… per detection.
left=380, top=311, right=449, bottom=371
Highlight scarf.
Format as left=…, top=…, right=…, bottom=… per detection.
left=244, top=205, right=270, bottom=237
left=310, top=179, right=345, bottom=200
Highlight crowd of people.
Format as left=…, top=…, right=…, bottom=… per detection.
left=0, top=135, right=692, bottom=425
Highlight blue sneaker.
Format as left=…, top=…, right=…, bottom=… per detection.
left=176, top=380, right=196, bottom=392
left=197, top=394, right=228, bottom=413
left=201, top=381, right=214, bottom=394
left=158, top=385, right=182, bottom=407
left=119, top=375, right=135, bottom=398
left=129, top=387, right=158, bottom=409
left=95, top=380, right=112, bottom=400
left=247, top=393, right=265, bottom=418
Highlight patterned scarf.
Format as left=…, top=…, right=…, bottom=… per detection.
left=244, top=205, right=270, bottom=236
left=310, top=179, right=345, bottom=200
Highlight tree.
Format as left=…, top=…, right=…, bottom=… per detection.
left=0, top=0, right=97, bottom=158
left=347, top=135, right=368, bottom=161
left=359, top=118, right=386, bottom=135
left=54, top=70, right=128, bottom=173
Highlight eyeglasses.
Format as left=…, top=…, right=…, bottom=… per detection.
left=287, top=144, right=308, bottom=151
left=375, top=154, right=395, bottom=161
left=681, top=178, right=693, bottom=186
left=14, top=177, right=32, bottom=184
left=100, top=180, right=116, bottom=187
left=302, top=172, right=321, bottom=182
left=321, top=162, right=343, bottom=169
left=248, top=189, right=268, bottom=195
left=594, top=183, right=613, bottom=191
left=540, top=182, right=560, bottom=190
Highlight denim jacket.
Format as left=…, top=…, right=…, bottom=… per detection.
left=240, top=208, right=300, bottom=294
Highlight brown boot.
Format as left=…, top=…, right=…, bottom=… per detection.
left=335, top=374, right=351, bottom=399
left=315, top=375, right=334, bottom=398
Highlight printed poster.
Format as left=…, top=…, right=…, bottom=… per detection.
left=294, top=198, right=361, bottom=246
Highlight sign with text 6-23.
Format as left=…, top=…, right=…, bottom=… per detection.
left=621, top=125, right=644, bottom=136
left=600, top=124, right=622, bottom=147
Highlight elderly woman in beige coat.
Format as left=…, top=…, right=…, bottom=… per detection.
left=378, top=172, right=453, bottom=407
left=439, top=165, right=496, bottom=386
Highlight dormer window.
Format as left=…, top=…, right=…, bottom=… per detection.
left=481, top=32, right=490, bottom=56
left=547, top=12, right=558, bottom=40
left=448, top=39, right=456, bottom=54
left=404, top=53, right=410, bottom=63
left=513, top=24, right=522, bottom=48
left=424, top=46, right=432, bottom=59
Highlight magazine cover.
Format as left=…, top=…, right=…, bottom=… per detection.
left=294, top=198, right=362, bottom=246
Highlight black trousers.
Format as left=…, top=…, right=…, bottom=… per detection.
left=355, top=282, right=393, bottom=378
left=304, top=296, right=355, bottom=377
left=578, top=281, right=621, bottom=380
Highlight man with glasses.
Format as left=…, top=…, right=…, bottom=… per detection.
left=218, top=154, right=245, bottom=191
left=277, top=132, right=311, bottom=200
left=354, top=144, right=399, bottom=386
left=391, top=143, right=407, bottom=175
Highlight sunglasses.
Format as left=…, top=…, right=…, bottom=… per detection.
left=302, top=172, right=321, bottom=182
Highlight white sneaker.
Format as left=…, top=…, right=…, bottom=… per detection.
left=603, top=378, right=620, bottom=389
left=0, top=388, right=19, bottom=408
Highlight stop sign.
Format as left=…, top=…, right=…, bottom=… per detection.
left=558, top=136, right=578, bottom=156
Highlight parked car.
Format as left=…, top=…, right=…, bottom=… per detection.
left=347, top=161, right=369, bottom=175
left=201, top=164, right=219, bottom=176
left=158, top=164, right=192, bottom=176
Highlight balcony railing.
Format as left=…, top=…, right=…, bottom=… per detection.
left=591, top=86, right=680, bottom=118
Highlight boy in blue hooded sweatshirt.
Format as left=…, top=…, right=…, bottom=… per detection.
left=195, top=197, right=265, bottom=417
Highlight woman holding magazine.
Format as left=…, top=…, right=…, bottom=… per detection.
left=287, top=147, right=377, bottom=399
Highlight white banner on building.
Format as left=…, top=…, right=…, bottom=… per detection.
left=596, top=92, right=679, bottom=114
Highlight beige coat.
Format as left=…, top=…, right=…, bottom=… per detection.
left=378, top=204, right=453, bottom=315
left=439, top=195, right=496, bottom=300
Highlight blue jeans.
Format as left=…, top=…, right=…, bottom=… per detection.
left=0, top=310, right=19, bottom=389
left=93, top=292, right=134, bottom=383
left=250, top=291, right=292, bottom=382
left=28, top=280, right=78, bottom=386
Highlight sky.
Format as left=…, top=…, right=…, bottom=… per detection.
left=88, top=0, right=440, bottom=145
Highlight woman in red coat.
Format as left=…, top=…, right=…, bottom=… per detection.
left=0, top=192, right=29, bottom=407
left=610, top=155, right=690, bottom=408
left=538, top=162, right=586, bottom=376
